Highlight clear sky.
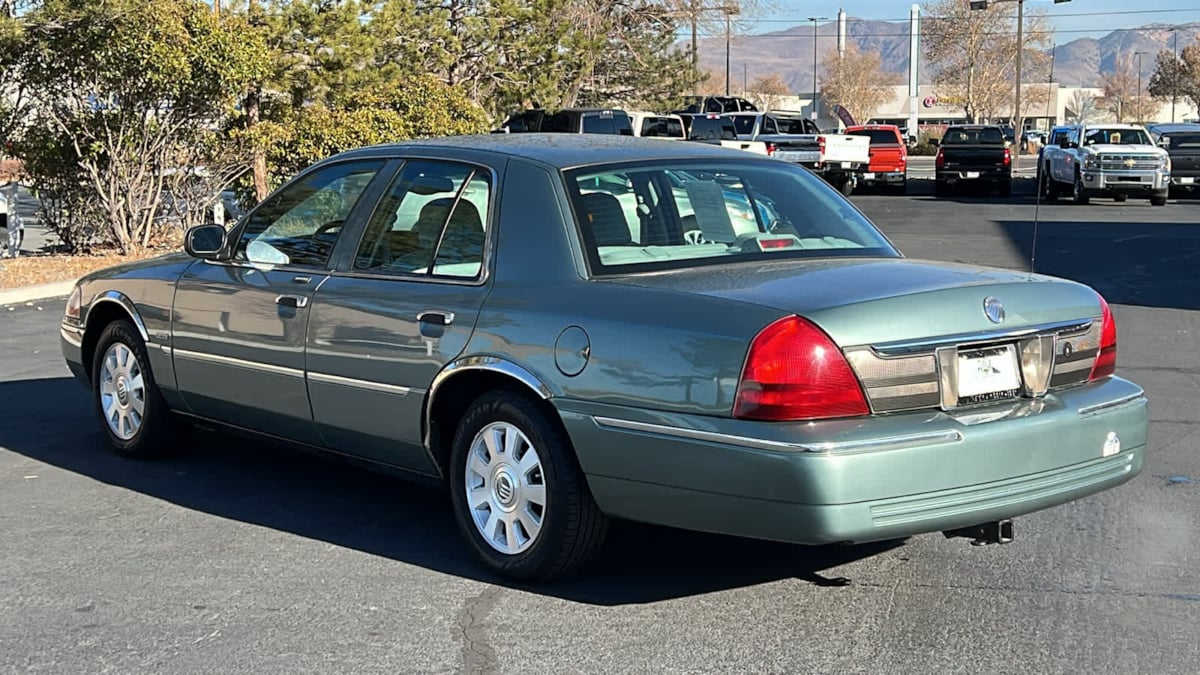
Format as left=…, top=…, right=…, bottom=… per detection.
left=765, top=1, right=1200, bottom=39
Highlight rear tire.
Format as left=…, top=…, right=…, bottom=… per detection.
left=838, top=176, right=854, bottom=197
left=449, top=389, right=608, bottom=582
left=1151, top=192, right=1168, bottom=206
left=935, top=180, right=950, bottom=197
left=998, top=179, right=1012, bottom=197
left=90, top=320, right=173, bottom=459
left=1113, top=193, right=1128, bottom=202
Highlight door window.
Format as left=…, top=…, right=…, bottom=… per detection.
left=352, top=160, right=490, bottom=280
left=234, top=160, right=385, bottom=268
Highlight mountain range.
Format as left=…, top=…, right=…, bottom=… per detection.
left=695, top=19, right=1200, bottom=93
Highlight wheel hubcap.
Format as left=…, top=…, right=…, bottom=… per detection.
left=98, top=343, right=146, bottom=441
left=464, top=422, right=547, bottom=555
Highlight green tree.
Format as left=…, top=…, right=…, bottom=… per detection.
left=1148, top=44, right=1200, bottom=116
left=16, top=0, right=267, bottom=253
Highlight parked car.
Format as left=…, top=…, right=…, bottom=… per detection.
left=497, top=108, right=633, bottom=135
left=628, top=111, right=687, bottom=140
left=934, top=124, right=1013, bottom=196
left=725, top=111, right=870, bottom=196
left=62, top=134, right=1147, bottom=582
left=1040, top=123, right=1170, bottom=205
left=845, top=124, right=909, bottom=194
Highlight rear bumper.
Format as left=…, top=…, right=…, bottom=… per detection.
left=858, top=170, right=906, bottom=184
left=558, top=376, right=1147, bottom=546
left=1169, top=174, right=1200, bottom=187
left=936, top=168, right=1010, bottom=183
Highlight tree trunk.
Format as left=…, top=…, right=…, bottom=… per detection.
left=246, top=84, right=269, bottom=202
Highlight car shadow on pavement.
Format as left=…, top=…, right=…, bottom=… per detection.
left=0, top=376, right=903, bottom=605
left=993, top=219, right=1200, bottom=311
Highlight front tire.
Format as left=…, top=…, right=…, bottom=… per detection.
left=1151, top=192, right=1168, bottom=206
left=1113, top=193, right=1128, bottom=202
left=91, top=320, right=173, bottom=459
left=1072, top=172, right=1090, bottom=204
left=449, top=389, right=608, bottom=581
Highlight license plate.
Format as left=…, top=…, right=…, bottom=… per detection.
left=957, top=345, right=1021, bottom=403
left=841, top=161, right=853, bottom=169
left=1180, top=177, right=1194, bottom=184
left=863, top=172, right=876, bottom=179
left=965, top=171, right=980, bottom=178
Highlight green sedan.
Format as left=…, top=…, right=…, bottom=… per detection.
left=60, top=134, right=1147, bottom=581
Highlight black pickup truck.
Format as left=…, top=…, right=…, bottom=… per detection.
left=1160, top=128, right=1200, bottom=196
left=934, top=124, right=1013, bottom=197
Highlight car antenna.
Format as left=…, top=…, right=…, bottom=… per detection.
left=1030, top=41, right=1056, bottom=279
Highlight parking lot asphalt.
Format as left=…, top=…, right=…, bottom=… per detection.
left=1, top=179, right=1198, bottom=673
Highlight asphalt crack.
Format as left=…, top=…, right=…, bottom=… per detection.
left=457, top=586, right=501, bottom=674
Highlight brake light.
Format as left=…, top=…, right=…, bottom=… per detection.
left=1003, top=147, right=1012, bottom=166
left=765, top=142, right=777, bottom=157
left=1089, top=294, right=1117, bottom=381
left=818, top=136, right=826, bottom=154
left=733, top=316, right=869, bottom=421
left=935, top=147, right=945, bottom=169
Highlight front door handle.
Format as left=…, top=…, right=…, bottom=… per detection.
left=276, top=294, right=309, bottom=309
left=417, top=310, right=454, bottom=326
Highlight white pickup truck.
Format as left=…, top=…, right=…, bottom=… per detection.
left=1039, top=123, right=1171, bottom=205
left=725, top=112, right=871, bottom=195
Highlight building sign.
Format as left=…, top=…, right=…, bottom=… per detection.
left=923, top=96, right=938, bottom=108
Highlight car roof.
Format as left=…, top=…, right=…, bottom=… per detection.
left=330, top=133, right=764, bottom=169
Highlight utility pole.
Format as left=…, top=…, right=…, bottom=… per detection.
left=808, top=16, right=827, bottom=121
left=1173, top=28, right=1179, bottom=123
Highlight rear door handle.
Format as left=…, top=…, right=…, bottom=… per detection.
left=276, top=294, right=309, bottom=309
left=417, top=310, right=454, bottom=326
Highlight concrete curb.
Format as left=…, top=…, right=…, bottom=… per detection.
left=0, top=280, right=75, bottom=306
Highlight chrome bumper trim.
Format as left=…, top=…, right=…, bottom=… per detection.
left=592, top=416, right=962, bottom=455
left=1078, top=389, right=1146, bottom=416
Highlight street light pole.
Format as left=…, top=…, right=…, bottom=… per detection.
left=808, top=16, right=827, bottom=122
left=1173, top=28, right=1179, bottom=123
left=1014, top=0, right=1023, bottom=172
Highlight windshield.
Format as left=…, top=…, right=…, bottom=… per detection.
left=1084, top=128, right=1152, bottom=146
left=942, top=127, right=1004, bottom=145
left=564, top=160, right=899, bottom=275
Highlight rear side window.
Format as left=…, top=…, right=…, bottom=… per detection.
left=1167, top=132, right=1200, bottom=149
left=847, top=129, right=901, bottom=145
left=730, top=116, right=757, bottom=136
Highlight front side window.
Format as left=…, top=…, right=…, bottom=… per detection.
left=565, top=160, right=898, bottom=275
left=352, top=160, right=489, bottom=280
left=234, top=160, right=384, bottom=267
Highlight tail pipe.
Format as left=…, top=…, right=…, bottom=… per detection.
left=942, top=519, right=1015, bottom=546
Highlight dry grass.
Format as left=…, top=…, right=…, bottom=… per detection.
left=0, top=245, right=182, bottom=290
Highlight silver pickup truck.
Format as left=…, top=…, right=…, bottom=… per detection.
left=1039, top=123, right=1171, bottom=205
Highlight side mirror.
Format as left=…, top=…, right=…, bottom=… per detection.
left=184, top=224, right=227, bottom=260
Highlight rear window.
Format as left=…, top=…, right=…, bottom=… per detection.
left=847, top=129, right=901, bottom=145
left=640, top=116, right=685, bottom=138
left=942, top=127, right=1005, bottom=145
left=564, top=160, right=898, bottom=275
left=687, top=117, right=737, bottom=141
left=771, top=116, right=814, bottom=135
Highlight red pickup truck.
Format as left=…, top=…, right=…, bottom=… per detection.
left=845, top=124, right=908, bottom=194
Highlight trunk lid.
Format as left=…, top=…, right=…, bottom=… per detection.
left=606, top=257, right=1101, bottom=347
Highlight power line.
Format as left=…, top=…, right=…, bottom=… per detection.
left=755, top=6, right=1200, bottom=24
left=695, top=26, right=1200, bottom=39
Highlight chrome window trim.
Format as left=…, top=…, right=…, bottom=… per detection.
left=871, top=318, right=1096, bottom=356
left=307, top=371, right=416, bottom=397
left=592, top=416, right=963, bottom=455
left=172, top=348, right=304, bottom=378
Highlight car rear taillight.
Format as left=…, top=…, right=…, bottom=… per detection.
left=765, top=142, right=777, bottom=157
left=935, top=147, right=945, bottom=169
left=1003, top=147, right=1012, bottom=166
left=733, top=316, right=869, bottom=421
left=818, top=136, right=826, bottom=154
left=1089, top=294, right=1117, bottom=381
